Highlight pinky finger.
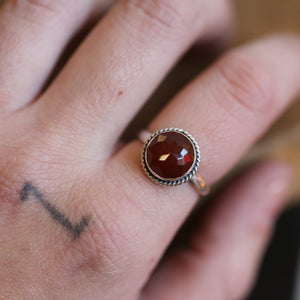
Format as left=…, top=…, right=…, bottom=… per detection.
left=141, top=162, right=293, bottom=300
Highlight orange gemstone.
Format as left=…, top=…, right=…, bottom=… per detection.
left=146, top=132, right=195, bottom=180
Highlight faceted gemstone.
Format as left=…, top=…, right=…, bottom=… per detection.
left=146, top=131, right=195, bottom=180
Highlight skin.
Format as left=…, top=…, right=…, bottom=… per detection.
left=0, top=0, right=299, bottom=299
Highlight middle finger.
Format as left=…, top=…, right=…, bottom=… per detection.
left=37, top=0, right=230, bottom=159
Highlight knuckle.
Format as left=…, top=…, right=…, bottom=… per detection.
left=22, top=0, right=54, bottom=9
left=217, top=50, right=274, bottom=115
left=13, top=0, right=59, bottom=13
left=124, top=0, right=197, bottom=38
left=0, top=153, right=119, bottom=277
left=75, top=217, right=124, bottom=276
left=6, top=0, right=69, bottom=25
left=73, top=169, right=152, bottom=274
left=0, top=135, right=125, bottom=284
left=65, top=178, right=131, bottom=273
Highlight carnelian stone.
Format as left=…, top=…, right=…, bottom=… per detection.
left=146, top=131, right=195, bottom=180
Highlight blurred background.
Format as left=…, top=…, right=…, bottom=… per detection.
left=232, top=1, right=300, bottom=299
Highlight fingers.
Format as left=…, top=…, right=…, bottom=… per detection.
left=141, top=162, right=292, bottom=300
left=104, top=34, right=300, bottom=287
left=0, top=0, right=112, bottom=113
left=38, top=0, right=231, bottom=158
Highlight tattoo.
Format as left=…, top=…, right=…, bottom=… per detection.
left=20, top=182, right=90, bottom=239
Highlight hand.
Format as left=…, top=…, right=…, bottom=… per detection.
left=0, top=1, right=299, bottom=299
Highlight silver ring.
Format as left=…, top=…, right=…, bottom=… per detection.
left=139, top=128, right=210, bottom=196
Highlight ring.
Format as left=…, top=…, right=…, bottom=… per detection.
left=139, top=128, right=210, bottom=196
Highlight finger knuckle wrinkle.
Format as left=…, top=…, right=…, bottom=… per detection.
left=218, top=51, right=274, bottom=114
left=20, top=0, right=58, bottom=13
left=73, top=220, right=127, bottom=278
left=14, top=0, right=56, bottom=11
left=125, top=0, right=189, bottom=35
left=9, top=0, right=63, bottom=22
left=74, top=204, right=129, bottom=273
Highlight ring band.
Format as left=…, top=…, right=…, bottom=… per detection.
left=139, top=128, right=210, bottom=196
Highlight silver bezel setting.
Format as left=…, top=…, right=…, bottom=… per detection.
left=141, top=128, right=201, bottom=186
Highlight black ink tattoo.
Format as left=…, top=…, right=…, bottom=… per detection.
left=20, top=182, right=90, bottom=239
